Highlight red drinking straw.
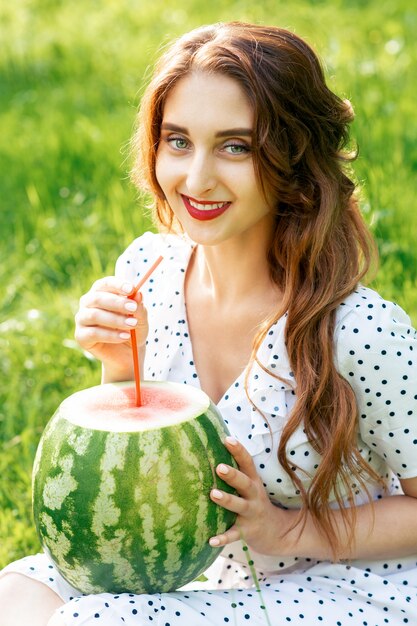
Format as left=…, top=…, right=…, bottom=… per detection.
left=128, top=255, right=163, bottom=406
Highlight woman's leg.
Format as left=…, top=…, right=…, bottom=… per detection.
left=0, top=573, right=63, bottom=626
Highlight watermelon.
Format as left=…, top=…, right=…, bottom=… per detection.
left=32, top=381, right=237, bottom=594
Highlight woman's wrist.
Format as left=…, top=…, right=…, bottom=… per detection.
left=263, top=505, right=304, bottom=557
left=262, top=505, right=336, bottom=560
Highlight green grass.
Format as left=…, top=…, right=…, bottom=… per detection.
left=1, top=0, right=416, bottom=568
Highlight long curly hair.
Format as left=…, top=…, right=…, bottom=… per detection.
left=131, top=22, right=382, bottom=559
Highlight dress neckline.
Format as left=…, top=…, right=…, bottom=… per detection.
left=177, top=241, right=248, bottom=406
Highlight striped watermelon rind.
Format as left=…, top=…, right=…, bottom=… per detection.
left=32, top=381, right=237, bottom=594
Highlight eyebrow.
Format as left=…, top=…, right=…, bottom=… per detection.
left=160, top=123, right=253, bottom=138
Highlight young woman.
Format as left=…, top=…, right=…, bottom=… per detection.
left=1, top=21, right=417, bottom=626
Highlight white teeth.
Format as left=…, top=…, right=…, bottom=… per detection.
left=187, top=198, right=228, bottom=211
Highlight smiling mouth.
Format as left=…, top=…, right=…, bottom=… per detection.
left=181, top=195, right=231, bottom=221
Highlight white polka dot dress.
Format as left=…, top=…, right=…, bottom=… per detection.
left=3, top=231, right=417, bottom=625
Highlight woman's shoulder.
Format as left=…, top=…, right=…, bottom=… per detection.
left=334, top=284, right=416, bottom=371
left=335, top=287, right=417, bottom=478
left=335, top=285, right=412, bottom=331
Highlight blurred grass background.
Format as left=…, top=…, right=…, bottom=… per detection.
left=0, top=0, right=416, bottom=567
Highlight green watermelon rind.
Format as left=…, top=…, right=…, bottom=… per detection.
left=32, top=381, right=238, bottom=594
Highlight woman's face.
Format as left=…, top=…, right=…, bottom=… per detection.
left=155, top=71, right=275, bottom=247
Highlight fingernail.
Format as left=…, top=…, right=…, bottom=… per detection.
left=225, top=436, right=238, bottom=446
left=121, top=282, right=132, bottom=294
left=125, top=317, right=137, bottom=327
left=120, top=332, right=130, bottom=339
left=212, top=489, right=223, bottom=499
left=209, top=537, right=220, bottom=547
left=217, top=464, right=229, bottom=475
left=125, top=301, right=137, bottom=312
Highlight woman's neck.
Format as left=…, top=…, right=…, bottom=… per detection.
left=190, top=225, right=279, bottom=310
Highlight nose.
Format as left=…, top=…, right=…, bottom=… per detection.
left=185, top=150, right=217, bottom=198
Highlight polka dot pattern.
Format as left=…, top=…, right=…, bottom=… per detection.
left=335, top=290, right=417, bottom=480
left=3, top=232, right=417, bottom=624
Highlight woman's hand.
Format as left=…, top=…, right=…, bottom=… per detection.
left=209, top=440, right=417, bottom=562
left=209, top=437, right=286, bottom=555
left=74, top=277, right=148, bottom=383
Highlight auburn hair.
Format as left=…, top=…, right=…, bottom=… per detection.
left=131, top=22, right=382, bottom=559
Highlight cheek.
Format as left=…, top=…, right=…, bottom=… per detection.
left=155, top=154, right=180, bottom=197
left=154, top=155, right=166, bottom=191
left=242, top=170, right=274, bottom=213
left=240, top=174, right=263, bottom=201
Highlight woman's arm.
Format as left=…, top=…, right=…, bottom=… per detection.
left=209, top=438, right=417, bottom=561
left=276, top=480, right=417, bottom=561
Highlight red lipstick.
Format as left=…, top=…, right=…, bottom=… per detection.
left=181, top=195, right=231, bottom=221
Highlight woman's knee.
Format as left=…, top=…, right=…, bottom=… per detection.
left=0, top=572, right=28, bottom=600
left=0, top=572, right=64, bottom=625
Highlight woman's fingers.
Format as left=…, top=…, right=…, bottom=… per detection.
left=214, top=438, right=260, bottom=499
left=76, top=325, right=133, bottom=346
left=209, top=525, right=241, bottom=547
left=210, top=487, right=248, bottom=515
left=76, top=305, right=148, bottom=346
left=215, top=463, right=255, bottom=501
left=224, top=437, right=259, bottom=480
left=90, top=276, right=135, bottom=296
left=76, top=307, right=138, bottom=332
left=74, top=275, right=148, bottom=353
left=208, top=437, right=275, bottom=549
left=80, top=285, right=139, bottom=314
